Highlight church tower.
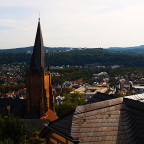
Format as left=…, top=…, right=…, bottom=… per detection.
left=26, top=19, right=55, bottom=118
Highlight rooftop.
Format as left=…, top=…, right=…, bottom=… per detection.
left=40, top=92, right=144, bottom=143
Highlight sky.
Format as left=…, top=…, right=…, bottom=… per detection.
left=1, top=0, right=144, bottom=49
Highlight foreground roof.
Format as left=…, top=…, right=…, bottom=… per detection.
left=71, top=94, right=144, bottom=143
left=41, top=93, right=144, bottom=143
left=40, top=92, right=116, bottom=140
left=22, top=119, right=49, bottom=131
left=40, top=109, right=58, bottom=122
left=0, top=98, right=26, bottom=118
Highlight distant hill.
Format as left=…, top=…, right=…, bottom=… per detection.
left=108, top=45, right=144, bottom=54
left=1, top=45, right=144, bottom=54
left=1, top=45, right=144, bottom=67
left=1, top=48, right=144, bottom=67
left=0, top=46, right=79, bottom=53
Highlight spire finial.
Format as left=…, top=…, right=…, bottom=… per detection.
left=38, top=12, right=40, bottom=22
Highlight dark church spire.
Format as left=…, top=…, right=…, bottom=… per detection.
left=29, top=18, right=45, bottom=73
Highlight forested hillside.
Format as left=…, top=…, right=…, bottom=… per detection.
left=108, top=45, right=144, bottom=54
left=0, top=46, right=75, bottom=53
left=0, top=48, right=144, bottom=67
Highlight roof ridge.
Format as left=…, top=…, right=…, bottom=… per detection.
left=125, top=93, right=144, bottom=101
left=75, top=97, right=123, bottom=114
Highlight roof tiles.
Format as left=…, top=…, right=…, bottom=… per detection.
left=43, top=92, right=144, bottom=143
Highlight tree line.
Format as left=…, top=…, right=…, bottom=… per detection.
left=0, top=113, right=46, bottom=144
left=1, top=49, right=144, bottom=67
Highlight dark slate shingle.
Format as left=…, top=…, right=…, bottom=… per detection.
left=46, top=93, right=144, bottom=144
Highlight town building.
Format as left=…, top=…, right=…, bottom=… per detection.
left=40, top=93, right=144, bottom=144
left=70, top=85, right=109, bottom=99
left=0, top=19, right=58, bottom=129
left=26, top=18, right=55, bottom=118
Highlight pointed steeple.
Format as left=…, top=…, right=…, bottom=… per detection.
left=30, top=18, right=45, bottom=73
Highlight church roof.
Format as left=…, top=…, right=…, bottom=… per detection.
left=40, top=92, right=116, bottom=140
left=40, top=109, right=59, bottom=122
left=29, top=19, right=46, bottom=73
left=22, top=119, right=49, bottom=131
left=0, top=98, right=26, bottom=118
left=71, top=94, right=144, bottom=143
left=40, top=93, right=144, bottom=143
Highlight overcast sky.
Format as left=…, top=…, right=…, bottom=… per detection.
left=1, top=0, right=144, bottom=49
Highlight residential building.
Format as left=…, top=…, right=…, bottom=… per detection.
left=40, top=93, right=144, bottom=144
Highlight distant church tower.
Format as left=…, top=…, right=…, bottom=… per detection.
left=26, top=19, right=55, bottom=118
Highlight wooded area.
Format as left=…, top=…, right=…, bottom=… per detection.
left=1, top=49, right=144, bottom=67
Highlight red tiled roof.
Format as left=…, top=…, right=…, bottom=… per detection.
left=1, top=75, right=6, bottom=79
left=72, top=78, right=83, bottom=84
left=40, top=109, right=58, bottom=122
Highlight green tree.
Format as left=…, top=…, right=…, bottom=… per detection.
left=0, top=114, right=46, bottom=144
left=0, top=114, right=27, bottom=144
left=109, top=82, right=116, bottom=88
left=25, top=131, right=46, bottom=144
left=63, top=92, right=86, bottom=105
left=61, top=88, right=74, bottom=96
left=55, top=92, right=86, bottom=117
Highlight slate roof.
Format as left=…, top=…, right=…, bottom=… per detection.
left=42, top=110, right=74, bottom=139
left=0, top=98, right=56, bottom=131
left=0, top=100, right=56, bottom=131
left=71, top=94, right=144, bottom=144
left=22, top=119, right=49, bottom=131
left=83, top=92, right=117, bottom=105
left=41, top=93, right=144, bottom=143
left=0, top=98, right=26, bottom=118
left=29, top=19, right=46, bottom=73
left=40, top=92, right=116, bottom=140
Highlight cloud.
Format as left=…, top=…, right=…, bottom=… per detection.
left=0, top=26, right=13, bottom=31
left=1, top=0, right=144, bottom=48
